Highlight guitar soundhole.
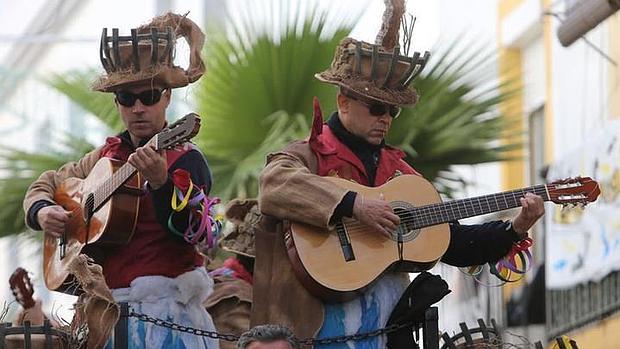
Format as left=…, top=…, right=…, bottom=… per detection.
left=84, top=192, right=95, bottom=221
left=390, top=201, right=420, bottom=243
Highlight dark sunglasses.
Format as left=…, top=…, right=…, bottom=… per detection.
left=367, top=103, right=401, bottom=119
left=115, top=89, right=166, bottom=107
left=347, top=95, right=401, bottom=118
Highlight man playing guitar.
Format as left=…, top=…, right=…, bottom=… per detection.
left=22, top=13, right=219, bottom=349
left=253, top=1, right=545, bottom=348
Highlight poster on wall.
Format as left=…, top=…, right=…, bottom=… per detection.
left=546, top=120, right=620, bottom=289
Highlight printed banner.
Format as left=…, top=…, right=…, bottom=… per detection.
left=546, top=120, right=620, bottom=289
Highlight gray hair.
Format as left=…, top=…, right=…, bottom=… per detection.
left=237, top=324, right=299, bottom=349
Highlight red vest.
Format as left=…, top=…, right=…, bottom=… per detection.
left=97, top=136, right=204, bottom=289
left=309, top=124, right=419, bottom=185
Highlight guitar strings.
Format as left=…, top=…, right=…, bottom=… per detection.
left=71, top=162, right=141, bottom=226
left=90, top=162, right=137, bottom=210
left=341, top=186, right=595, bottom=232
left=341, top=186, right=549, bottom=233
left=337, top=185, right=595, bottom=235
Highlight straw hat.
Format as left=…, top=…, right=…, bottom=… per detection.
left=93, top=12, right=205, bottom=92
left=315, top=0, right=430, bottom=106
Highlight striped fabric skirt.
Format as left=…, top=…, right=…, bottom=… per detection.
left=316, top=273, right=409, bottom=349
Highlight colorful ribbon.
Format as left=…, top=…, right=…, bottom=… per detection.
left=171, top=181, right=194, bottom=211
left=167, top=169, right=222, bottom=246
left=460, top=237, right=534, bottom=285
left=489, top=237, right=533, bottom=283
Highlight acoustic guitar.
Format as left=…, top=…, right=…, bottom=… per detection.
left=43, top=113, right=201, bottom=291
left=8, top=267, right=68, bottom=347
left=9, top=267, right=35, bottom=310
left=9, top=267, right=46, bottom=325
left=287, top=175, right=600, bottom=301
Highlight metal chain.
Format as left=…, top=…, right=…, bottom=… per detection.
left=127, top=311, right=414, bottom=345
left=127, top=311, right=240, bottom=342
left=299, top=321, right=414, bottom=346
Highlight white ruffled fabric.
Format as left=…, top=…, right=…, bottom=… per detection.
left=108, top=267, right=219, bottom=349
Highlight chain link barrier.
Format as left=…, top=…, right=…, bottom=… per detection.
left=126, top=310, right=414, bottom=346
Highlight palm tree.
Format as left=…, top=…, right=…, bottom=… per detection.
left=387, top=41, right=520, bottom=194
left=0, top=71, right=120, bottom=237
left=193, top=3, right=356, bottom=199
left=194, top=6, right=519, bottom=199
left=0, top=2, right=518, bottom=237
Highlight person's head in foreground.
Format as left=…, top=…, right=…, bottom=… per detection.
left=237, top=324, right=300, bottom=349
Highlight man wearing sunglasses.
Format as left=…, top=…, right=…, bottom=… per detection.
left=23, top=13, right=220, bottom=349
left=114, top=87, right=170, bottom=147
left=253, top=3, right=544, bottom=348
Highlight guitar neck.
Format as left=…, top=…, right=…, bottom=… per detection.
left=410, top=184, right=550, bottom=229
left=92, top=162, right=138, bottom=210
left=90, top=136, right=163, bottom=211
left=82, top=114, right=201, bottom=212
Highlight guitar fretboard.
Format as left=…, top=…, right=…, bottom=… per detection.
left=88, top=135, right=160, bottom=213
left=79, top=114, right=199, bottom=214
left=408, top=185, right=549, bottom=229
left=92, top=162, right=139, bottom=211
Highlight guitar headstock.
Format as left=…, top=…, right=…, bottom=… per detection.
left=9, top=267, right=35, bottom=309
left=155, top=113, right=201, bottom=150
left=547, top=176, right=601, bottom=207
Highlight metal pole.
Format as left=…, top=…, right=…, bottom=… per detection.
left=423, top=307, right=439, bottom=349
left=114, top=303, right=129, bottom=349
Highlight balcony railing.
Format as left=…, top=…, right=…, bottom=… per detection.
left=547, top=270, right=620, bottom=338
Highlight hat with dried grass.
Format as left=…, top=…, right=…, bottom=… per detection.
left=93, top=12, right=206, bottom=92
left=218, top=198, right=259, bottom=258
left=315, top=0, right=430, bottom=106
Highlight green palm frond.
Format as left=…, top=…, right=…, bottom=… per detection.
left=0, top=135, right=95, bottom=237
left=209, top=111, right=309, bottom=199
left=0, top=1, right=523, bottom=240
left=195, top=3, right=520, bottom=200
left=388, top=38, right=521, bottom=196
left=45, top=70, right=122, bottom=132
left=0, top=71, right=115, bottom=236
left=194, top=2, right=356, bottom=200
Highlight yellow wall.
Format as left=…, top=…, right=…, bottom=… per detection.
left=499, top=0, right=524, bottom=17
left=542, top=0, right=554, bottom=163
left=553, top=312, right=620, bottom=348
left=497, top=0, right=556, bottom=192
left=498, top=0, right=526, bottom=302
left=498, top=0, right=525, bottom=192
